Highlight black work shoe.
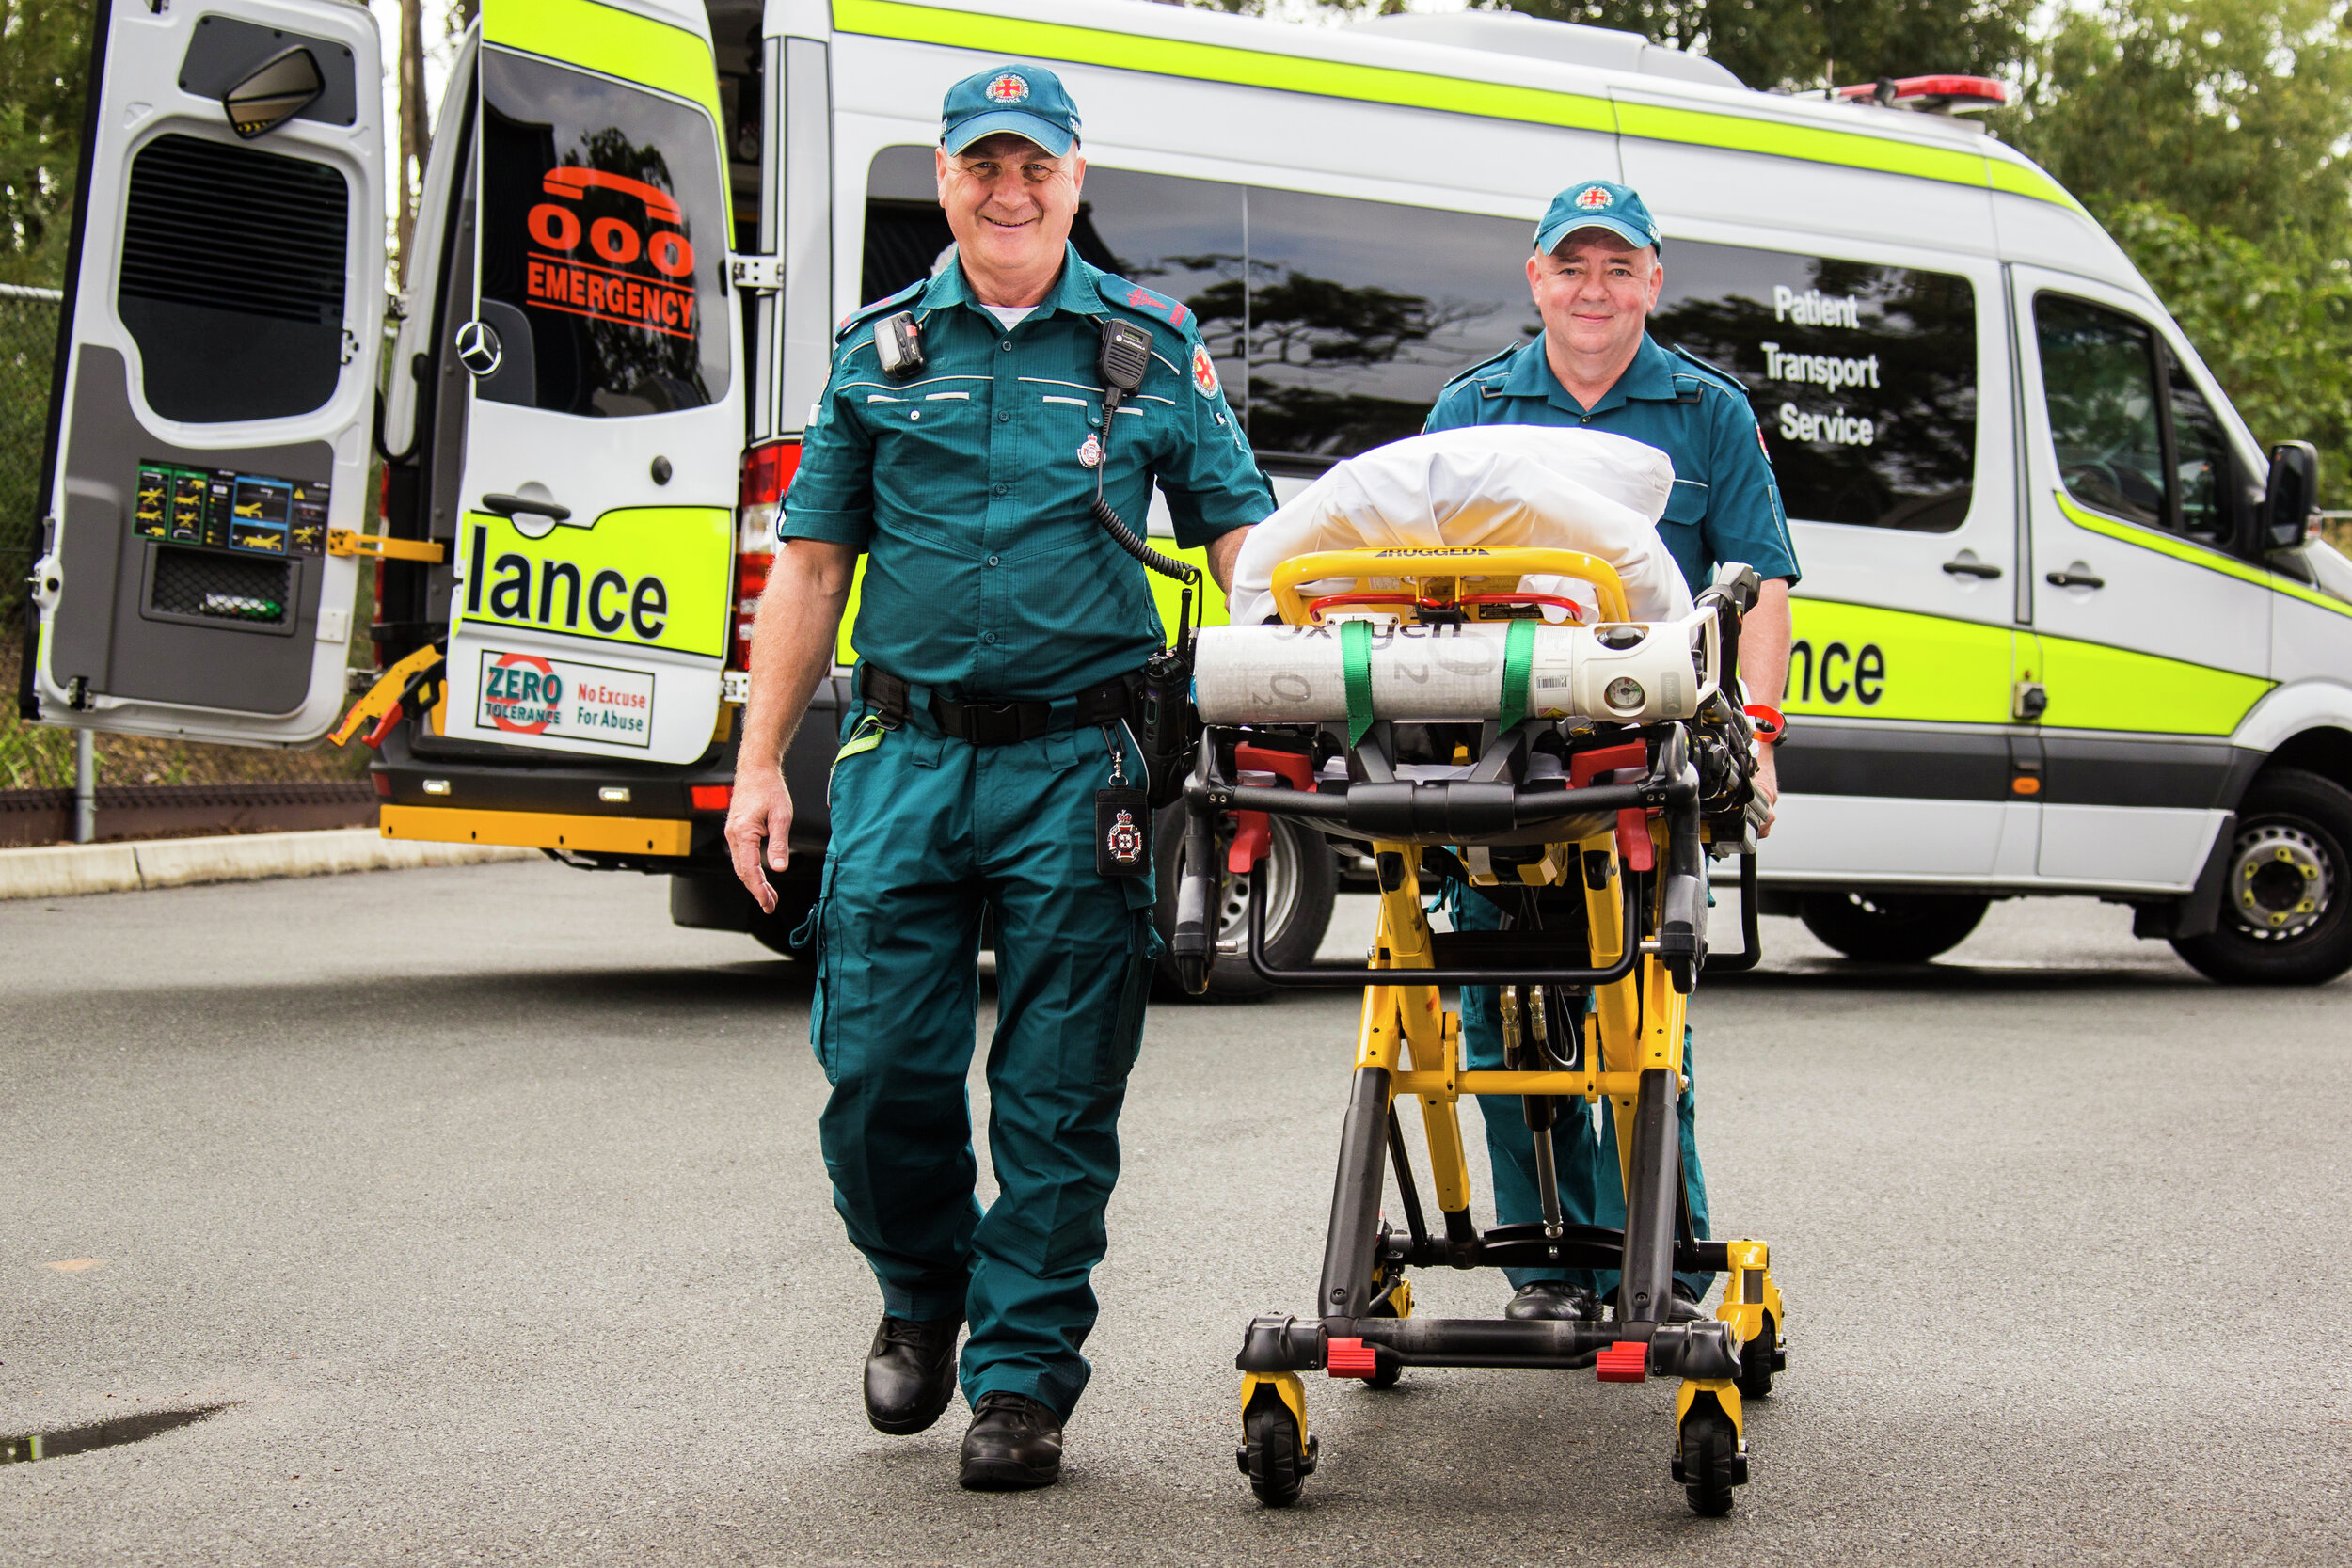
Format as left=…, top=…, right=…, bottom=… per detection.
left=958, top=1392, right=1063, bottom=1491
left=1667, top=1284, right=1708, bottom=1323
left=1504, top=1280, right=1599, bottom=1323
left=864, top=1314, right=961, bottom=1435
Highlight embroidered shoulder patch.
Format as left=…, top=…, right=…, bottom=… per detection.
left=1191, top=342, right=1220, bottom=398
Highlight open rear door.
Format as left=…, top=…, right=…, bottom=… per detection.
left=435, top=0, right=740, bottom=765
left=24, top=0, right=384, bottom=744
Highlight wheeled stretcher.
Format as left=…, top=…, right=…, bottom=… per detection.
left=1171, top=483, right=1788, bottom=1514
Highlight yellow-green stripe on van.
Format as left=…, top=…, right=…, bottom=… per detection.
left=485, top=0, right=725, bottom=138
left=2053, top=490, right=2352, bottom=622
left=834, top=0, right=1612, bottom=132
left=833, top=0, right=2079, bottom=207
left=1784, top=599, right=2014, bottom=723
left=2031, top=629, right=2270, bottom=736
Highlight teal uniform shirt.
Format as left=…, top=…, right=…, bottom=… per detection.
left=1424, top=332, right=1801, bottom=591
left=783, top=244, right=1270, bottom=697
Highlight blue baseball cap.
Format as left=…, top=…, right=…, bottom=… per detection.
left=940, top=64, right=1082, bottom=158
left=1535, top=180, right=1662, bottom=257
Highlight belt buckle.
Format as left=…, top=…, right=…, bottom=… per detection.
left=965, top=699, right=1026, bottom=748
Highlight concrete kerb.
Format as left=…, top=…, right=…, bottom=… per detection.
left=0, top=829, right=535, bottom=901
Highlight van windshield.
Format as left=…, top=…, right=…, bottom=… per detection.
left=476, top=48, right=729, bottom=417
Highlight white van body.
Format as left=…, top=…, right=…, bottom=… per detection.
left=35, top=0, right=2352, bottom=977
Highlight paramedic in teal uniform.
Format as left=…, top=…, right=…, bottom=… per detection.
left=724, top=65, right=1269, bottom=1490
left=1424, top=180, right=1799, bottom=1327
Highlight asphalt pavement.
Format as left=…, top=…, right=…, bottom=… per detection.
left=3, top=860, right=2347, bottom=1565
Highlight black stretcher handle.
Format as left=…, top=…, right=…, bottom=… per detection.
left=1244, top=866, right=1643, bottom=989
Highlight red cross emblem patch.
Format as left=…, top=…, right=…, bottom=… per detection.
left=985, top=72, right=1029, bottom=103
left=1191, top=342, right=1220, bottom=399
left=1575, top=184, right=1613, bottom=210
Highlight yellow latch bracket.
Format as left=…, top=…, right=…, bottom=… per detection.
left=326, top=529, right=446, bottom=564
left=331, top=641, right=446, bottom=748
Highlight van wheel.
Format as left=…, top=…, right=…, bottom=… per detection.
left=1798, top=891, right=1989, bottom=963
left=1152, top=806, right=1337, bottom=1001
left=2172, top=768, right=2352, bottom=986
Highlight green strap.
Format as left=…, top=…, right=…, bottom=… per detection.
left=1341, top=618, right=1375, bottom=747
left=1497, top=618, right=1537, bottom=734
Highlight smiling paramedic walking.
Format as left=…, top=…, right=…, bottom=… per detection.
left=724, top=65, right=1268, bottom=1491
left=1426, top=181, right=1799, bottom=1328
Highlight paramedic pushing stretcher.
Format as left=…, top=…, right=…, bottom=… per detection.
left=724, top=66, right=1268, bottom=1491
left=1426, top=181, right=1799, bottom=1327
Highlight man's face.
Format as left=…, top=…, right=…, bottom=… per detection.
left=1526, top=230, right=1663, bottom=367
left=934, top=133, right=1086, bottom=277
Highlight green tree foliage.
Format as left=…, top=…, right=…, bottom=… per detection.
left=2012, top=0, right=2352, bottom=253
left=2009, top=0, right=2352, bottom=504
left=0, top=0, right=92, bottom=287
left=1499, top=0, right=2034, bottom=90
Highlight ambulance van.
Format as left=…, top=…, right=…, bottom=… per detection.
left=28, top=0, right=2352, bottom=986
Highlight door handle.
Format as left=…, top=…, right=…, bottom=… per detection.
left=480, top=493, right=572, bottom=523
left=1941, top=557, right=2003, bottom=578
left=2045, top=568, right=2106, bottom=590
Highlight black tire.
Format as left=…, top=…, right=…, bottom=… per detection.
left=1239, top=1389, right=1315, bottom=1507
left=746, top=879, right=821, bottom=958
left=1798, top=890, right=1989, bottom=963
left=1737, top=1311, right=1776, bottom=1401
left=1152, top=806, right=1338, bottom=1001
left=1677, top=1407, right=1740, bottom=1518
left=2172, top=768, right=2352, bottom=986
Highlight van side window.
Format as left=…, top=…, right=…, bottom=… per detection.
left=858, top=149, right=1536, bottom=459
left=476, top=49, right=731, bottom=418
left=1650, top=244, right=1978, bottom=532
left=2034, top=294, right=2167, bottom=529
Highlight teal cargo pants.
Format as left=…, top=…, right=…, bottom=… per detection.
left=812, top=700, right=1157, bottom=1420
left=1453, top=888, right=1714, bottom=1301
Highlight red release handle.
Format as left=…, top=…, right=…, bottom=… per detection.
left=1743, top=704, right=1788, bottom=745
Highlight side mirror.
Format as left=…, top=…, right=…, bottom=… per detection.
left=2260, top=441, right=2319, bottom=553
left=223, top=46, right=324, bottom=139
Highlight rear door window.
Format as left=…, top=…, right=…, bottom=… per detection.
left=477, top=47, right=730, bottom=418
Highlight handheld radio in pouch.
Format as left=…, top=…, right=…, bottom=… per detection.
left=1089, top=318, right=1202, bottom=807
left=873, top=311, right=924, bottom=378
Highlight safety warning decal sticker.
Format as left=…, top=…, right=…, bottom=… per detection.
left=135, top=461, right=327, bottom=556
left=477, top=649, right=654, bottom=748
left=1191, top=342, right=1219, bottom=399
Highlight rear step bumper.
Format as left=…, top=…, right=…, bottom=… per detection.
left=368, top=673, right=850, bottom=867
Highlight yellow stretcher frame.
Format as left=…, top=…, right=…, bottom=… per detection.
left=1232, top=543, right=1784, bottom=1514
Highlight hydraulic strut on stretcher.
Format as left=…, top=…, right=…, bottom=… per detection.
left=1173, top=546, right=1788, bottom=1517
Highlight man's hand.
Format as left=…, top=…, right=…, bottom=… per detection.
left=1739, top=578, right=1793, bottom=842
left=1751, top=740, right=1779, bottom=839
left=723, top=538, right=859, bottom=911
left=724, top=768, right=795, bottom=913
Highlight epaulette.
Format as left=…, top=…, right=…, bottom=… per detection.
left=1098, top=274, right=1195, bottom=334
left=833, top=278, right=927, bottom=343
left=1666, top=343, right=1752, bottom=403
left=1438, top=340, right=1524, bottom=403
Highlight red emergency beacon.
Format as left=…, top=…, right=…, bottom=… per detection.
left=1835, top=75, right=2010, bottom=115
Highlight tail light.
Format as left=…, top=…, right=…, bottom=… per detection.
left=733, top=438, right=802, bottom=672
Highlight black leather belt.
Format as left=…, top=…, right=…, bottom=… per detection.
left=861, top=665, right=1137, bottom=748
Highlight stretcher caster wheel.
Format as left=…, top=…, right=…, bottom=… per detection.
left=1238, top=1387, right=1316, bottom=1507
left=1673, top=1407, right=1743, bottom=1518
left=1737, top=1312, right=1777, bottom=1400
